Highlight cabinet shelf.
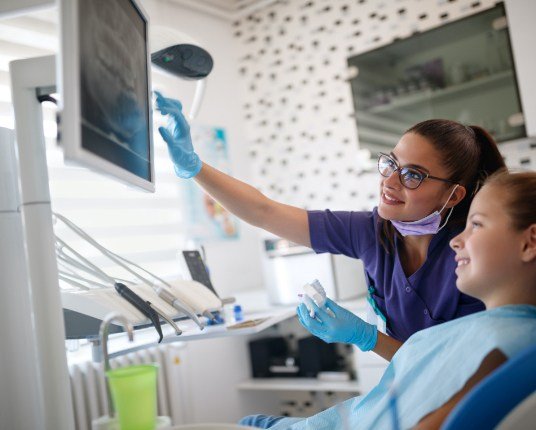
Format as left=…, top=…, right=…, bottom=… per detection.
left=237, top=378, right=360, bottom=393
left=367, top=70, right=514, bottom=115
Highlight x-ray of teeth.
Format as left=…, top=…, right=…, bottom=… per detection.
left=79, top=0, right=150, bottom=171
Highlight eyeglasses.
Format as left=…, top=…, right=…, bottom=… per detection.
left=377, top=153, right=458, bottom=190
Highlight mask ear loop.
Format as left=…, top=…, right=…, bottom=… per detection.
left=437, top=184, right=459, bottom=232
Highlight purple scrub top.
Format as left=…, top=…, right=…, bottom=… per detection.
left=308, top=208, right=485, bottom=341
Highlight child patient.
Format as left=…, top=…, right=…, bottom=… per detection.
left=240, top=170, right=536, bottom=430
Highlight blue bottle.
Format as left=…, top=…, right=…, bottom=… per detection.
left=233, top=304, right=243, bottom=322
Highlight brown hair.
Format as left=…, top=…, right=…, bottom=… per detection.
left=379, top=119, right=506, bottom=252
left=484, top=169, right=536, bottom=231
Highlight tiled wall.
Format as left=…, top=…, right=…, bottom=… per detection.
left=232, top=0, right=525, bottom=211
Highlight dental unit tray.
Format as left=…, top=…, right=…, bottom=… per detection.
left=61, top=279, right=221, bottom=339
left=54, top=213, right=223, bottom=340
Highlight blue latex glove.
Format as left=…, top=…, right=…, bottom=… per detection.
left=154, top=91, right=202, bottom=178
left=296, top=297, right=378, bottom=351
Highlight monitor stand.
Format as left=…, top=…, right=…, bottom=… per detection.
left=8, top=54, right=75, bottom=429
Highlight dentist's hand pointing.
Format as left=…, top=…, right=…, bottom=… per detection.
left=155, top=91, right=202, bottom=178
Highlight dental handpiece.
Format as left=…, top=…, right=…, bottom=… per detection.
left=148, top=302, right=183, bottom=336
left=156, top=287, right=206, bottom=330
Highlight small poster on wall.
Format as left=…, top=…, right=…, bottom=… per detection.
left=183, top=125, right=239, bottom=241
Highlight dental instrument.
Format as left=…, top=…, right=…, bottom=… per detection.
left=115, top=283, right=168, bottom=343
left=156, top=286, right=206, bottom=329
left=54, top=215, right=185, bottom=341
left=54, top=212, right=207, bottom=331
left=114, top=282, right=183, bottom=337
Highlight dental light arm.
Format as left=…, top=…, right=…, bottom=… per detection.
left=189, top=79, right=206, bottom=120
left=150, top=26, right=213, bottom=120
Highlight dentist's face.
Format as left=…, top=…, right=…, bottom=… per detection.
left=378, top=132, right=455, bottom=222
left=449, top=184, right=523, bottom=301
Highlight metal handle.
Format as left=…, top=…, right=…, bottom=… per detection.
left=99, top=312, right=134, bottom=418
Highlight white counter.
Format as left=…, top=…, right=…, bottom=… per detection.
left=66, top=289, right=368, bottom=365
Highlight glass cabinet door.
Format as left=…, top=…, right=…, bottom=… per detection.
left=348, top=3, right=526, bottom=156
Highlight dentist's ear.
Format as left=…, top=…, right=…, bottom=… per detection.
left=520, top=224, right=536, bottom=263
left=445, top=184, right=467, bottom=209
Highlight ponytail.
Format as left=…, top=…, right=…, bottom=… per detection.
left=468, top=125, right=506, bottom=196
left=451, top=125, right=506, bottom=222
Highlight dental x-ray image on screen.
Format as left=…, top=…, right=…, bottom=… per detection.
left=78, top=0, right=151, bottom=182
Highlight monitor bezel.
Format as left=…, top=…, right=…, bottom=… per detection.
left=59, top=0, right=155, bottom=192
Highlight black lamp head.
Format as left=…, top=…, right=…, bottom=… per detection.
left=151, top=44, right=213, bottom=80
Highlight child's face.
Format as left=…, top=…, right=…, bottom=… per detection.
left=449, top=184, right=525, bottom=302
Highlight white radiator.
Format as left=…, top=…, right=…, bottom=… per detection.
left=69, top=344, right=189, bottom=430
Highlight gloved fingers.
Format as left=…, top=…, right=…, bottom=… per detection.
left=157, top=101, right=183, bottom=118
left=301, top=294, right=316, bottom=317
left=158, top=126, right=175, bottom=145
left=170, top=101, right=191, bottom=133
left=324, top=297, right=347, bottom=317
left=155, top=93, right=185, bottom=118
left=296, top=307, right=305, bottom=325
left=297, top=304, right=325, bottom=333
left=154, top=90, right=182, bottom=111
left=296, top=303, right=310, bottom=322
left=307, top=297, right=332, bottom=321
left=296, top=312, right=310, bottom=332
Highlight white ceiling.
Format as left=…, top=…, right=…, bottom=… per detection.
left=165, top=0, right=279, bottom=20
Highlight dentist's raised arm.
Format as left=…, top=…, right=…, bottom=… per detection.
left=155, top=92, right=310, bottom=247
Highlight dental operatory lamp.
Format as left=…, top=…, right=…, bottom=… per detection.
left=150, top=26, right=213, bottom=120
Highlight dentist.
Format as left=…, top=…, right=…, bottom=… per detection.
left=155, top=92, right=505, bottom=360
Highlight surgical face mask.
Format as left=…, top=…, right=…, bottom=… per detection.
left=391, top=185, right=459, bottom=237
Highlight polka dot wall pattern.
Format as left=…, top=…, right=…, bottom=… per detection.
left=234, top=0, right=498, bottom=211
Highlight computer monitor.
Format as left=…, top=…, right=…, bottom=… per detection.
left=59, top=0, right=154, bottom=192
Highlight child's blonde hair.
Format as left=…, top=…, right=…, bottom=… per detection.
left=485, top=169, right=536, bottom=231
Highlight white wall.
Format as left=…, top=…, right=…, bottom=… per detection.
left=232, top=0, right=536, bottom=214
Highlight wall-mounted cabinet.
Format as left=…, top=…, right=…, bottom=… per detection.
left=348, top=3, right=527, bottom=156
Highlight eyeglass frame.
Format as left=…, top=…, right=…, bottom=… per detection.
left=377, top=152, right=459, bottom=190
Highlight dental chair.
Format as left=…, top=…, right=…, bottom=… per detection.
left=441, top=343, right=536, bottom=430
